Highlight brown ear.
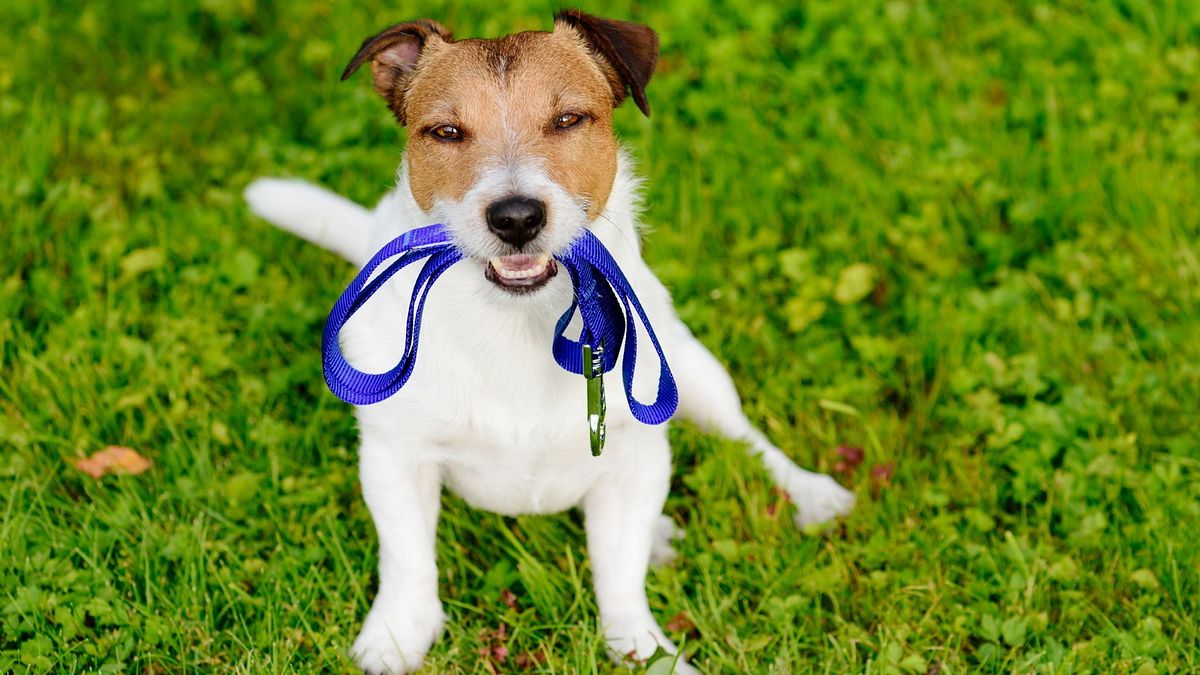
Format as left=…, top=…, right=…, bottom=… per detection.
left=341, top=20, right=453, bottom=124
left=554, top=9, right=658, bottom=116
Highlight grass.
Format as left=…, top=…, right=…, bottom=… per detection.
left=2, top=0, right=1199, bottom=672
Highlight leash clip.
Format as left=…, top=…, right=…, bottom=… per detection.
left=582, top=341, right=606, bottom=456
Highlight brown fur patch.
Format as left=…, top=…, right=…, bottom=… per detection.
left=403, top=29, right=620, bottom=218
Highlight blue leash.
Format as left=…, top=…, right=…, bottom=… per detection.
left=321, top=224, right=678, bottom=453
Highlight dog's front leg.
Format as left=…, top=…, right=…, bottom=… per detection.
left=583, top=429, right=698, bottom=673
left=350, top=435, right=444, bottom=675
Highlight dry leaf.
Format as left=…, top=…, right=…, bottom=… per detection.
left=870, top=463, right=895, bottom=482
left=513, top=649, right=547, bottom=669
left=664, top=611, right=698, bottom=637
left=73, top=446, right=152, bottom=478
left=500, top=588, right=518, bottom=610
left=833, top=445, right=865, bottom=478
left=476, top=623, right=510, bottom=669
left=870, top=462, right=895, bottom=495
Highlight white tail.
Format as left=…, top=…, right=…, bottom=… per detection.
left=244, top=178, right=372, bottom=265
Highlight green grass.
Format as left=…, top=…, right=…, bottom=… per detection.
left=3, top=0, right=1199, bottom=672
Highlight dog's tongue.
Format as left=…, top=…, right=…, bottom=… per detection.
left=492, top=254, right=544, bottom=273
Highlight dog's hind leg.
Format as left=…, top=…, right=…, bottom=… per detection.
left=669, top=325, right=855, bottom=528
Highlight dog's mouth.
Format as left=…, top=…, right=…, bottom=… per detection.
left=484, top=254, right=558, bottom=294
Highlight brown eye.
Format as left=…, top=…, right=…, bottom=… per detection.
left=430, top=125, right=463, bottom=142
left=554, top=112, right=584, bottom=130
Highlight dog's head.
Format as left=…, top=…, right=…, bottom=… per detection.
left=342, top=10, right=657, bottom=295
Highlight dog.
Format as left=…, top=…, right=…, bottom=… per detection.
left=245, top=10, right=855, bottom=673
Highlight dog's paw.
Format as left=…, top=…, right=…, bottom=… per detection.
left=350, top=595, right=445, bottom=675
left=647, top=654, right=701, bottom=674
left=786, top=472, right=856, bottom=529
left=650, top=514, right=685, bottom=567
left=603, top=616, right=697, bottom=673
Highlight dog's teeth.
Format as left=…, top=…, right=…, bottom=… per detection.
left=490, top=254, right=550, bottom=281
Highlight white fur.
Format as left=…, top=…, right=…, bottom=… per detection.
left=245, top=154, right=854, bottom=674
left=245, top=178, right=374, bottom=264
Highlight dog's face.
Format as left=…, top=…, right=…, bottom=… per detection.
left=343, top=11, right=658, bottom=295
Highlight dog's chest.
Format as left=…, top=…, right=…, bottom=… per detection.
left=347, top=273, right=636, bottom=515
left=424, top=332, right=628, bottom=515
left=438, top=433, right=605, bottom=515
left=413, top=363, right=625, bottom=515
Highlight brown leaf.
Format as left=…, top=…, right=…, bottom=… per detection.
left=477, top=623, right=510, bottom=668
left=869, top=462, right=895, bottom=497
left=72, top=446, right=152, bottom=479
left=514, top=650, right=547, bottom=669
left=871, top=463, right=895, bottom=482
left=500, top=588, right=518, bottom=610
left=665, top=611, right=698, bottom=637
left=833, top=445, right=865, bottom=479
left=836, top=445, right=865, bottom=466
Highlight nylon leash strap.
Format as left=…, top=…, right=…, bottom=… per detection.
left=321, top=223, right=678, bottom=454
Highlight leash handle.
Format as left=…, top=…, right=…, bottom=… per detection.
left=322, top=224, right=462, bottom=405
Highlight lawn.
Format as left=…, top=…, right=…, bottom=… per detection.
left=3, top=0, right=1199, bottom=672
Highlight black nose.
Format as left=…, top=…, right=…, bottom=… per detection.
left=486, top=196, right=546, bottom=248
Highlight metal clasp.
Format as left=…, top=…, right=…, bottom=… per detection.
left=582, top=342, right=606, bottom=456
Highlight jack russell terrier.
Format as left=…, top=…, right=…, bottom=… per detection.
left=245, top=10, right=854, bottom=673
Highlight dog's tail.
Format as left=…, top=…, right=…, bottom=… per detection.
left=244, top=178, right=371, bottom=265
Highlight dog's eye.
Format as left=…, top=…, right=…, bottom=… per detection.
left=553, top=112, right=584, bottom=130
left=430, top=125, right=463, bottom=142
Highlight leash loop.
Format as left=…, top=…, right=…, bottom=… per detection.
left=550, top=231, right=678, bottom=425
left=322, top=224, right=462, bottom=405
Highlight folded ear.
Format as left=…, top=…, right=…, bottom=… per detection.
left=554, top=9, right=658, bottom=116
left=341, top=20, right=453, bottom=124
